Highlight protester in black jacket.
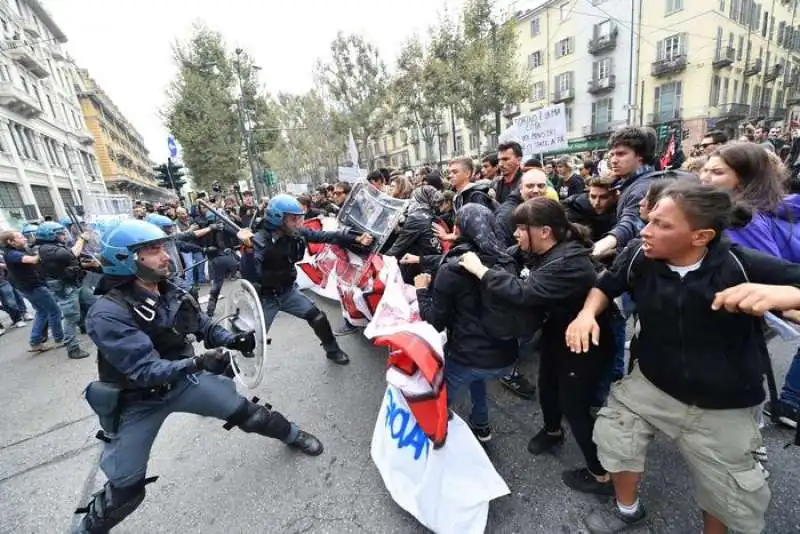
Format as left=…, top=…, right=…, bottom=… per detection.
left=568, top=181, right=800, bottom=534
left=563, top=176, right=618, bottom=242
left=415, top=204, right=518, bottom=442
left=459, top=197, right=615, bottom=496
left=386, top=186, right=443, bottom=284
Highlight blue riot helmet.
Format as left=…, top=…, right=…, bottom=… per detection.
left=21, top=223, right=38, bottom=245
left=145, top=213, right=176, bottom=235
left=59, top=216, right=73, bottom=228
left=36, top=221, right=68, bottom=243
left=100, top=219, right=179, bottom=282
left=265, top=194, right=304, bottom=229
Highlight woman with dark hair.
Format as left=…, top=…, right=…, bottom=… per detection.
left=389, top=176, right=413, bottom=200
left=386, top=186, right=444, bottom=283
left=566, top=181, right=800, bottom=533
left=458, top=197, right=616, bottom=495
left=414, top=204, right=518, bottom=442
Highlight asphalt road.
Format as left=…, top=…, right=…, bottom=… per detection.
left=0, top=291, right=798, bottom=534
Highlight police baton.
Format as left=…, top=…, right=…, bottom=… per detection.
left=198, top=199, right=242, bottom=233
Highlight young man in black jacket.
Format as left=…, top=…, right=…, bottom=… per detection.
left=568, top=182, right=800, bottom=534
left=563, top=176, right=618, bottom=242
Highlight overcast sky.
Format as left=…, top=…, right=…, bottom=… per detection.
left=44, top=0, right=527, bottom=161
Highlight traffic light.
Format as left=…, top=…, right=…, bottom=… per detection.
left=263, top=169, right=276, bottom=186
left=153, top=158, right=186, bottom=193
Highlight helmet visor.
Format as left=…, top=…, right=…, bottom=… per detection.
left=132, top=236, right=181, bottom=281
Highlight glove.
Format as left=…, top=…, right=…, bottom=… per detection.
left=458, top=251, right=489, bottom=279
left=193, top=348, right=231, bottom=375
left=227, top=330, right=256, bottom=353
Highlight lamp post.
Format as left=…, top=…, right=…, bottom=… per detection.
left=234, top=48, right=264, bottom=198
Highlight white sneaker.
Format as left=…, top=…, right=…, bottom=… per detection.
left=23, top=313, right=33, bottom=321
left=13, top=320, right=26, bottom=328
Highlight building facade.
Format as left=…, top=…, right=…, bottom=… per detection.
left=0, top=0, right=105, bottom=229
left=77, top=69, right=170, bottom=202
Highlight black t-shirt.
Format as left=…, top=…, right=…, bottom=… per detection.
left=3, top=246, right=43, bottom=290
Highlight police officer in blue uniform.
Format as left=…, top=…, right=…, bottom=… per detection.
left=145, top=213, right=213, bottom=296
left=198, top=210, right=240, bottom=317
left=75, top=219, right=323, bottom=533
left=237, top=194, right=373, bottom=366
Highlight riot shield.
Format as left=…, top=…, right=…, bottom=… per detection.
left=82, top=193, right=134, bottom=259
left=336, top=181, right=408, bottom=254
left=221, top=279, right=267, bottom=389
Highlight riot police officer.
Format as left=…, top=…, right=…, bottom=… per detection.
left=237, top=194, right=373, bottom=365
left=145, top=213, right=212, bottom=296
left=75, top=219, right=323, bottom=533
left=37, top=221, right=91, bottom=359
left=196, top=210, right=239, bottom=317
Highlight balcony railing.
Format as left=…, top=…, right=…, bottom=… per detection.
left=787, top=91, right=800, bottom=106
left=551, top=87, right=575, bottom=103
left=750, top=105, right=771, bottom=117
left=587, top=75, right=616, bottom=94
left=0, top=81, right=42, bottom=118
left=771, top=108, right=787, bottom=120
left=744, top=58, right=763, bottom=77
left=503, top=103, right=521, bottom=118
left=648, top=108, right=682, bottom=124
left=591, top=121, right=612, bottom=134
left=588, top=29, right=618, bottom=55
left=7, top=42, right=49, bottom=78
left=717, top=102, right=750, bottom=118
left=763, top=64, right=782, bottom=83
left=712, top=46, right=735, bottom=69
left=651, top=55, right=687, bottom=77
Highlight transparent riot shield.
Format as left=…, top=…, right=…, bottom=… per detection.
left=336, top=181, right=408, bottom=255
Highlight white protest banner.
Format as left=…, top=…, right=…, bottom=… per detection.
left=338, top=166, right=367, bottom=183
left=507, top=103, right=568, bottom=155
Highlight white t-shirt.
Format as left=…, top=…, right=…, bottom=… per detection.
left=667, top=255, right=705, bottom=279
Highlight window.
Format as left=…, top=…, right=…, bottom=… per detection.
left=555, top=71, right=573, bottom=92
left=658, top=34, right=686, bottom=61
left=79, top=151, right=99, bottom=180
left=412, top=142, right=420, bottom=162
left=763, top=87, right=773, bottom=108
left=733, top=79, right=739, bottom=102
left=565, top=104, right=573, bottom=132
left=738, top=35, right=745, bottom=59
left=0, top=182, right=23, bottom=208
left=559, top=2, right=570, bottom=21
left=58, top=188, right=75, bottom=209
left=60, top=103, right=68, bottom=125
left=530, top=17, right=540, bottom=36
left=531, top=81, right=545, bottom=101
left=595, top=19, right=612, bottom=38
left=730, top=0, right=740, bottom=21
left=555, top=37, right=574, bottom=58
left=742, top=81, right=750, bottom=103
left=763, top=11, right=768, bottom=38
left=710, top=75, right=721, bottom=106
left=438, top=134, right=448, bottom=156
left=30, top=185, right=55, bottom=219
left=751, top=85, right=761, bottom=110
left=591, top=98, right=613, bottom=131
left=653, top=81, right=683, bottom=122
left=666, top=0, right=683, bottom=15
left=469, top=133, right=479, bottom=151
left=42, top=136, right=57, bottom=166
left=769, top=15, right=774, bottom=41
left=779, top=21, right=786, bottom=46
left=8, top=123, right=38, bottom=161
left=528, top=51, right=543, bottom=69
left=721, top=77, right=730, bottom=104
left=455, top=135, right=464, bottom=155
left=719, top=0, right=725, bottom=11
left=593, top=58, right=613, bottom=80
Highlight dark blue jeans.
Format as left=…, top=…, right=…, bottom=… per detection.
left=0, top=280, right=25, bottom=323
left=19, top=286, right=63, bottom=346
left=780, top=346, right=800, bottom=409
left=445, top=359, right=514, bottom=427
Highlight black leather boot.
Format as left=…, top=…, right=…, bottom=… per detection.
left=325, top=347, right=350, bottom=365
left=287, top=430, right=324, bottom=456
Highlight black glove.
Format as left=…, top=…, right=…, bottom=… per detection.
left=193, top=348, right=231, bottom=375
left=227, top=330, right=256, bottom=354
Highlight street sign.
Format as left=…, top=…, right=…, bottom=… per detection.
left=167, top=135, right=178, bottom=158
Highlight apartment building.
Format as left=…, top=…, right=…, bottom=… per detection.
left=0, top=0, right=105, bottom=229
left=78, top=69, right=170, bottom=202
left=639, top=0, right=800, bottom=146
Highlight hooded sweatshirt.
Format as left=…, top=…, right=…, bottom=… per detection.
left=726, top=193, right=800, bottom=262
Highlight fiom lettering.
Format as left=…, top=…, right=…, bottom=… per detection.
left=384, top=389, right=430, bottom=461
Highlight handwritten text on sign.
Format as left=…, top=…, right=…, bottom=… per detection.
left=384, top=388, right=430, bottom=461
left=511, top=104, right=568, bottom=154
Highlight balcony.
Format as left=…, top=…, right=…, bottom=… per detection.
left=503, top=103, right=521, bottom=118
left=771, top=108, right=787, bottom=120
left=763, top=64, right=782, bottom=83
left=23, top=20, right=40, bottom=39
left=750, top=105, right=771, bottom=118
left=50, top=44, right=65, bottom=61
left=744, top=58, right=762, bottom=77
left=77, top=131, right=94, bottom=146
left=588, top=29, right=618, bottom=55
left=587, top=75, right=616, bottom=94
left=712, top=46, right=735, bottom=69
left=717, top=102, right=750, bottom=119
left=551, top=87, right=575, bottom=103
left=648, top=108, right=682, bottom=124
left=6, top=42, right=49, bottom=78
left=788, top=91, right=800, bottom=106
left=0, top=81, right=42, bottom=118
left=651, top=55, right=687, bottom=77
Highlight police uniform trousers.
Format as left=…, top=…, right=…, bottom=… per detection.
left=100, top=372, right=298, bottom=489
left=206, top=253, right=240, bottom=316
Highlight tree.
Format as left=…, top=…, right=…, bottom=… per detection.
left=318, top=32, right=390, bottom=170
left=263, top=90, right=342, bottom=187
left=164, top=25, right=242, bottom=190
left=458, top=0, right=530, bottom=150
